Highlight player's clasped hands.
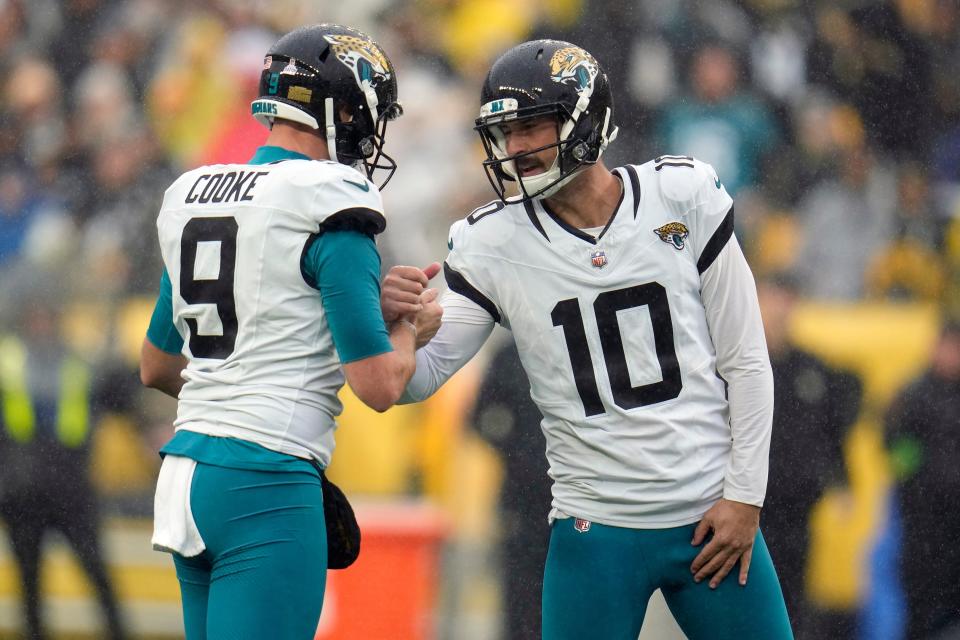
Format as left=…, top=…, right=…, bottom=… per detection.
left=381, top=262, right=443, bottom=348
left=689, top=498, right=762, bottom=589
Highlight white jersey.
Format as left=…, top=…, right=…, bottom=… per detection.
left=412, top=157, right=773, bottom=528
left=156, top=158, right=385, bottom=465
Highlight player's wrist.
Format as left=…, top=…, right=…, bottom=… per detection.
left=393, top=319, right=418, bottom=340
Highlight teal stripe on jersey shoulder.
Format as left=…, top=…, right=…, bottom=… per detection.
left=161, top=430, right=320, bottom=472
left=248, top=145, right=312, bottom=165
left=146, top=268, right=185, bottom=354
left=302, top=230, right=392, bottom=363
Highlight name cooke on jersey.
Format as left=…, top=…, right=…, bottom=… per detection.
left=184, top=170, right=270, bottom=205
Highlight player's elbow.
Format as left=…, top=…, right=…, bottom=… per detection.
left=140, top=362, right=178, bottom=398
left=139, top=365, right=155, bottom=389
left=139, top=338, right=186, bottom=397
left=350, top=374, right=408, bottom=412
left=357, top=390, right=399, bottom=413
left=343, top=352, right=413, bottom=413
left=350, top=384, right=403, bottom=413
left=140, top=360, right=165, bottom=389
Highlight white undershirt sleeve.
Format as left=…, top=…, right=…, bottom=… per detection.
left=400, top=289, right=495, bottom=403
left=700, top=237, right=774, bottom=507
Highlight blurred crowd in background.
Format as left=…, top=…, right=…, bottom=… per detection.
left=1, top=0, right=959, bottom=638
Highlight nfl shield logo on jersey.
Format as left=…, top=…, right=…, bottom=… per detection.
left=574, top=518, right=592, bottom=533
left=590, top=250, right=607, bottom=269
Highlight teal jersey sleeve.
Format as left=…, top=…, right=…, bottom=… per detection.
left=303, top=230, right=392, bottom=363
left=146, top=269, right=185, bottom=354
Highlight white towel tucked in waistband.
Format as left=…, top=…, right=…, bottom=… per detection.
left=152, top=454, right=206, bottom=557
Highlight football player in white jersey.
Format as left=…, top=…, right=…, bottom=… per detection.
left=382, top=40, right=793, bottom=638
left=139, top=25, right=441, bottom=639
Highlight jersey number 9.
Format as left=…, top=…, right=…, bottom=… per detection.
left=179, top=217, right=239, bottom=359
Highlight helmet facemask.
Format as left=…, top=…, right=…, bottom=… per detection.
left=474, top=40, right=619, bottom=204
left=328, top=95, right=403, bottom=189
left=476, top=102, right=617, bottom=203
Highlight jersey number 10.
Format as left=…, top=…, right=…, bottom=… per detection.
left=552, top=283, right=682, bottom=417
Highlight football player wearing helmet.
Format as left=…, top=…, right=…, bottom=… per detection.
left=474, top=39, right=618, bottom=203
left=251, top=24, right=404, bottom=187
left=140, top=24, right=441, bottom=639
left=382, top=40, right=793, bottom=639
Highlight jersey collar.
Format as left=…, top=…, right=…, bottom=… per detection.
left=537, top=171, right=626, bottom=245
left=248, top=146, right=312, bottom=165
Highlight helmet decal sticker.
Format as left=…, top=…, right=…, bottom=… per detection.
left=287, top=86, right=312, bottom=103
left=324, top=34, right=392, bottom=89
left=479, top=97, right=519, bottom=118
left=549, top=46, right=598, bottom=97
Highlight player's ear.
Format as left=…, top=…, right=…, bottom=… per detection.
left=338, top=102, right=355, bottom=123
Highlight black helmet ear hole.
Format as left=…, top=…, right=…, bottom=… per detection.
left=319, top=45, right=330, bottom=63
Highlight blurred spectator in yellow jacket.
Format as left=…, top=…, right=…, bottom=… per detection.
left=0, top=273, right=128, bottom=640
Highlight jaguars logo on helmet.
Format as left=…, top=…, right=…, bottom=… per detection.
left=251, top=24, right=403, bottom=188
left=475, top=40, right=618, bottom=203
left=324, top=34, right=392, bottom=89
left=549, top=47, right=598, bottom=97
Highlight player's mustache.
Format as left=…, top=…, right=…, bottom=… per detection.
left=515, top=157, right=543, bottom=172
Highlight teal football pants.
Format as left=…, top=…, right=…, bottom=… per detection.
left=171, top=462, right=326, bottom=640
left=542, top=518, right=794, bottom=640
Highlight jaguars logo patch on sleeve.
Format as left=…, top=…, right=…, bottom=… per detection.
left=654, top=222, right=689, bottom=250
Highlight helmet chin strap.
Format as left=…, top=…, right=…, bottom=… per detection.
left=322, top=85, right=381, bottom=168
left=523, top=93, right=591, bottom=197
left=521, top=99, right=588, bottom=199
left=324, top=98, right=338, bottom=163
left=536, top=163, right=580, bottom=199
left=559, top=93, right=590, bottom=140
left=361, top=81, right=380, bottom=122
left=360, top=80, right=382, bottom=173
left=519, top=154, right=563, bottom=197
